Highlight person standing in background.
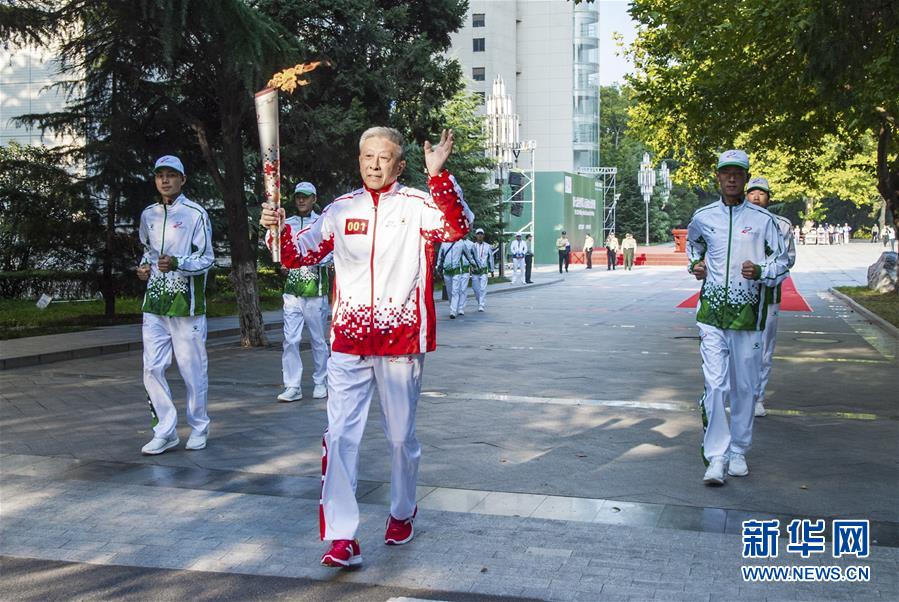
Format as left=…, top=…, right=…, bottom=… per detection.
left=871, top=223, right=879, bottom=243
left=605, top=232, right=620, bottom=271
left=524, top=234, right=534, bottom=283
left=621, top=233, right=637, bottom=270
left=510, top=233, right=528, bottom=285
left=556, top=231, right=570, bottom=274
left=584, top=232, right=595, bottom=269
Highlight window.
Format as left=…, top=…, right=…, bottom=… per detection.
left=473, top=38, right=485, bottom=52
left=473, top=13, right=485, bottom=27
left=472, top=67, right=485, bottom=81
left=475, top=92, right=485, bottom=104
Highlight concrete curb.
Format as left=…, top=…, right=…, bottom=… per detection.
left=829, top=287, right=899, bottom=340
left=0, top=321, right=286, bottom=371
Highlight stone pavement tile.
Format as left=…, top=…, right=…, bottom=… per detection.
left=593, top=500, right=664, bottom=528
left=357, top=483, right=436, bottom=506
left=470, top=491, right=548, bottom=518
left=657, top=504, right=727, bottom=534
left=531, top=495, right=604, bottom=522
left=417, top=487, right=489, bottom=512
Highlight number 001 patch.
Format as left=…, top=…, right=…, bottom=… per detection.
left=344, top=218, right=369, bottom=235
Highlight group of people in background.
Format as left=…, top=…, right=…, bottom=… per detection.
left=437, top=227, right=496, bottom=318
left=871, top=223, right=897, bottom=250
left=797, top=222, right=852, bottom=245
left=553, top=230, right=638, bottom=273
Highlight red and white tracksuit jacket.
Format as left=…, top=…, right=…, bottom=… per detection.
left=272, top=170, right=473, bottom=356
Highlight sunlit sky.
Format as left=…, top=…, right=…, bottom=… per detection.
left=598, top=1, right=638, bottom=85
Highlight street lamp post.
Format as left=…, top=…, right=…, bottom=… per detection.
left=638, top=152, right=656, bottom=245
left=658, top=160, right=672, bottom=208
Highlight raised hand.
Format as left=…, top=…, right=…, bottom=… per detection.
left=424, top=129, right=454, bottom=177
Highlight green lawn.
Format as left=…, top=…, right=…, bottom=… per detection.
left=0, top=295, right=282, bottom=340
left=834, top=286, right=899, bottom=329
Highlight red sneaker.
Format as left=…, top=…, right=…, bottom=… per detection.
left=320, top=539, right=362, bottom=568
left=384, top=506, right=417, bottom=545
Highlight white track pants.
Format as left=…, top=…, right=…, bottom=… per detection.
left=471, top=274, right=488, bottom=309
left=320, top=352, right=423, bottom=541
left=142, top=313, right=209, bottom=439
left=450, top=273, right=470, bottom=314
left=443, top=274, right=454, bottom=312
left=757, top=303, right=780, bottom=403
left=282, top=294, right=329, bottom=387
left=511, top=258, right=525, bottom=284
left=697, top=323, right=761, bottom=461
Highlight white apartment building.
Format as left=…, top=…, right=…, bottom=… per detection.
left=1, top=43, right=73, bottom=147
left=448, top=0, right=600, bottom=172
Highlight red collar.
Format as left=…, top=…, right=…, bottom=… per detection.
left=363, top=181, right=397, bottom=206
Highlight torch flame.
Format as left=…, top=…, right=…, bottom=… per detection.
left=267, top=61, right=329, bottom=94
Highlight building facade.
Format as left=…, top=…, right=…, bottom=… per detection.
left=448, top=0, right=601, bottom=173
left=1, top=43, right=73, bottom=147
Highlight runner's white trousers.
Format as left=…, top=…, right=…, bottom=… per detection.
left=511, top=258, right=525, bottom=284
left=320, top=352, right=423, bottom=541
left=471, top=274, right=488, bottom=309
left=757, top=303, right=779, bottom=403
left=142, top=313, right=209, bottom=439
left=282, top=294, right=329, bottom=387
left=450, top=273, right=470, bottom=314
left=698, top=323, right=761, bottom=461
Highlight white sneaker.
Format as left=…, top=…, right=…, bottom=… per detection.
left=449, top=313, right=456, bottom=319
left=754, top=400, right=767, bottom=417
left=141, top=435, right=179, bottom=456
left=703, top=456, right=727, bottom=486
left=186, top=431, right=207, bottom=451
left=458, top=310, right=465, bottom=316
left=728, top=453, right=749, bottom=477
left=312, top=383, right=328, bottom=399
left=478, top=306, right=485, bottom=312
left=277, top=387, right=303, bottom=402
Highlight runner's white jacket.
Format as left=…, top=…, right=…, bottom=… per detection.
left=765, top=213, right=797, bottom=304
left=139, top=194, right=214, bottom=317
left=270, top=170, right=473, bottom=356
left=687, top=198, right=789, bottom=331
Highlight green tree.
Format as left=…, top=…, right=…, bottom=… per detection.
left=403, top=91, right=501, bottom=242
left=600, top=85, right=704, bottom=243
left=626, top=0, right=899, bottom=255
left=0, top=143, right=104, bottom=272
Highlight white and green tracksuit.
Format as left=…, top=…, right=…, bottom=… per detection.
left=138, top=194, right=214, bottom=439
left=758, top=214, right=797, bottom=404
left=687, top=198, right=789, bottom=463
left=279, top=213, right=332, bottom=388
left=438, top=240, right=476, bottom=315
left=470, top=240, right=495, bottom=310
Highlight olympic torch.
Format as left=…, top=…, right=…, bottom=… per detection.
left=255, top=61, right=327, bottom=263
left=255, top=87, right=281, bottom=263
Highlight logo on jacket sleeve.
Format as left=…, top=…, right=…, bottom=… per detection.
left=344, top=218, right=369, bottom=235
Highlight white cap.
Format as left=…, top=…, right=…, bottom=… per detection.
left=154, top=155, right=184, bottom=175
left=515, top=232, right=522, bottom=237
left=475, top=228, right=485, bottom=234
left=716, top=149, right=750, bottom=171
left=294, top=182, right=316, bottom=195
left=746, top=176, right=770, bottom=193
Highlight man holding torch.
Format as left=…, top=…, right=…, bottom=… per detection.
left=260, top=127, right=473, bottom=568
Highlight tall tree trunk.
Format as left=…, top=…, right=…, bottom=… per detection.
left=221, top=113, right=267, bottom=347
left=102, top=187, right=118, bottom=317
left=874, top=114, right=899, bottom=294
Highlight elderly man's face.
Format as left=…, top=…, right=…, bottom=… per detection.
left=359, top=136, right=405, bottom=190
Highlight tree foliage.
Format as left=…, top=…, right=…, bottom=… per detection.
left=626, top=0, right=899, bottom=227
left=600, top=85, right=704, bottom=242
left=0, top=143, right=105, bottom=273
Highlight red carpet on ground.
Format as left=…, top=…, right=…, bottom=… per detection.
left=677, top=276, right=812, bottom=312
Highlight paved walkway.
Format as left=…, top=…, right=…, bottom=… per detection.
left=2, top=243, right=897, bottom=600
